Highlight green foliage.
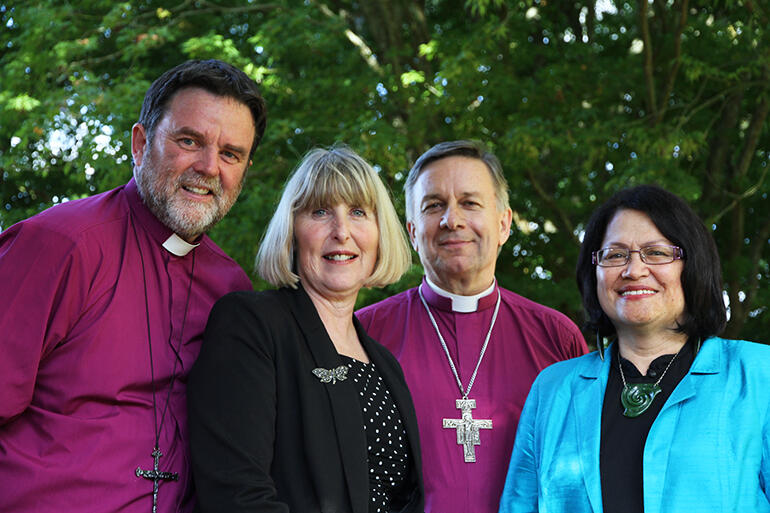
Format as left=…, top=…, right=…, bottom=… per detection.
left=2, top=0, right=769, bottom=343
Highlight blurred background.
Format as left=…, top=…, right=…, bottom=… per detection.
left=2, top=0, right=768, bottom=344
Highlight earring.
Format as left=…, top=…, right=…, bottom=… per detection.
left=596, top=329, right=605, bottom=361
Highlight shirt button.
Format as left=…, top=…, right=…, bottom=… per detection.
left=648, top=370, right=658, bottom=377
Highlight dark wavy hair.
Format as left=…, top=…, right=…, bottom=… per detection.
left=576, top=185, right=726, bottom=341
left=138, top=59, right=267, bottom=158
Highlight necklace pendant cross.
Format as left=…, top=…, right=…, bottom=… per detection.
left=135, top=448, right=179, bottom=513
left=442, top=398, right=492, bottom=463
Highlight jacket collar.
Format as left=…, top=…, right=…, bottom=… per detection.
left=577, top=337, right=722, bottom=380
left=573, top=347, right=612, bottom=512
left=572, top=337, right=723, bottom=512
left=283, top=284, right=370, bottom=513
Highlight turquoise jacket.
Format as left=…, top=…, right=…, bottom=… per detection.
left=499, top=337, right=770, bottom=513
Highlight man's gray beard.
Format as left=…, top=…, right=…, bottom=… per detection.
left=134, top=158, right=241, bottom=242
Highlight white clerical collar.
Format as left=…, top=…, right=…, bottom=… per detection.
left=424, top=276, right=496, bottom=313
left=162, top=233, right=199, bottom=256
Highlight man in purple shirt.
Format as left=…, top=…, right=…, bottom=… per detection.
left=356, top=140, right=588, bottom=513
left=0, top=60, right=265, bottom=513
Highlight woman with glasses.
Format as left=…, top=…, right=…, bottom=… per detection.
left=499, top=185, right=770, bottom=513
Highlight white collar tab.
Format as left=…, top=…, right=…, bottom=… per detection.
left=424, top=276, right=496, bottom=313
left=162, top=233, right=199, bottom=256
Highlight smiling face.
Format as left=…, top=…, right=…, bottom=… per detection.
left=131, top=87, right=255, bottom=242
left=294, top=203, right=380, bottom=303
left=596, top=209, right=687, bottom=339
left=408, top=156, right=512, bottom=295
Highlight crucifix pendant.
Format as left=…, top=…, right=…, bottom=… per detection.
left=136, top=448, right=179, bottom=513
left=442, top=398, right=492, bottom=462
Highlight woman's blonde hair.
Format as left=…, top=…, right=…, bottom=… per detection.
left=256, top=145, right=411, bottom=289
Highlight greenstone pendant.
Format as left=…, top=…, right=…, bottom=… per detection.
left=621, top=383, right=662, bottom=418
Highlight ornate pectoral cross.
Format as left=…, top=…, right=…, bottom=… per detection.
left=442, top=398, right=493, bottom=463
left=136, top=448, right=179, bottom=513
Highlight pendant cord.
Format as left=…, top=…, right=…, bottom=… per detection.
left=157, top=250, right=195, bottom=447
left=418, top=284, right=501, bottom=399
left=131, top=215, right=196, bottom=451
left=618, top=342, right=683, bottom=390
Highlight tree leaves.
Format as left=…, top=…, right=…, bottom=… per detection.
left=2, top=0, right=768, bottom=343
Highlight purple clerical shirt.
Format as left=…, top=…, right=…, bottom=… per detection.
left=0, top=179, right=252, bottom=513
left=356, top=280, right=587, bottom=513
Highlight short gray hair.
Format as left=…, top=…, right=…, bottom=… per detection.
left=404, top=140, right=510, bottom=221
left=257, top=145, right=411, bottom=289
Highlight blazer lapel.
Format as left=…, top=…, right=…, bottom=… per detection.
left=286, top=286, right=369, bottom=513
left=642, top=338, right=721, bottom=513
left=665, top=337, right=720, bottom=408
left=573, top=350, right=612, bottom=513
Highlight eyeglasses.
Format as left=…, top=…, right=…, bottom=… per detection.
left=592, top=245, right=685, bottom=267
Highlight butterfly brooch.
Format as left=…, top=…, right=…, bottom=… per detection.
left=312, top=365, right=349, bottom=384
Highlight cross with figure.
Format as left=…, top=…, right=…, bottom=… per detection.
left=135, top=448, right=179, bottom=513
left=442, top=398, right=493, bottom=463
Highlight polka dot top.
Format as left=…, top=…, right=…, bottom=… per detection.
left=343, top=356, right=411, bottom=513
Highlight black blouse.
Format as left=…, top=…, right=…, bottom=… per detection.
left=600, top=341, right=696, bottom=513
left=344, top=356, right=411, bottom=513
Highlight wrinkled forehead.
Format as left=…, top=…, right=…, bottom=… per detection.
left=417, top=157, right=496, bottom=194
left=412, top=157, right=500, bottom=208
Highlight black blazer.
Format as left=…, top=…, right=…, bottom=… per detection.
left=188, top=285, right=424, bottom=513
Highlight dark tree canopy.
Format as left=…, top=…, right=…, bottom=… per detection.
left=2, top=0, right=768, bottom=344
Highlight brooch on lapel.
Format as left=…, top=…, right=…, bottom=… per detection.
left=312, top=365, right=349, bottom=384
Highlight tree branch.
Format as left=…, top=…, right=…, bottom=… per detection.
left=653, top=0, right=668, bottom=32
left=68, top=1, right=282, bottom=68
left=194, top=1, right=283, bottom=15
left=525, top=167, right=579, bottom=245
left=705, top=91, right=742, bottom=182
left=638, top=0, right=658, bottom=121
left=745, top=0, right=769, bottom=25
left=656, top=0, right=689, bottom=122
left=742, top=214, right=770, bottom=317
left=706, top=164, right=769, bottom=225
left=705, top=69, right=770, bottom=225
left=561, top=0, right=584, bottom=44
left=586, top=0, right=596, bottom=44
left=736, top=82, right=770, bottom=179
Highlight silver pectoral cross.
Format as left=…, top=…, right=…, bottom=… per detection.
left=135, top=448, right=179, bottom=513
left=442, top=398, right=492, bottom=463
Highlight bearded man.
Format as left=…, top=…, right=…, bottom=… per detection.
left=0, top=60, right=265, bottom=513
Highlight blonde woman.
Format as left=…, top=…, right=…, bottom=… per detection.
left=189, top=146, right=424, bottom=513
